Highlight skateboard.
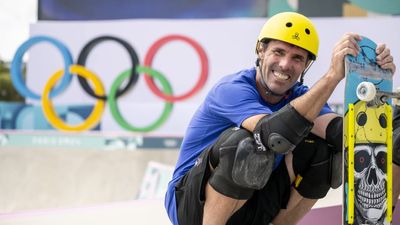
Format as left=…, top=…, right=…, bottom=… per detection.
left=343, top=36, right=395, bottom=225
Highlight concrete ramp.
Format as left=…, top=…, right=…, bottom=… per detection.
left=0, top=147, right=178, bottom=213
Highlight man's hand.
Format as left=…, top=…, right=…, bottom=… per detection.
left=376, top=43, right=396, bottom=74
left=328, top=33, right=362, bottom=82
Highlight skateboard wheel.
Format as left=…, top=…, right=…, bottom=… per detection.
left=356, top=82, right=376, bottom=102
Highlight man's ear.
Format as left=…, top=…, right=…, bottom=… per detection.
left=256, top=42, right=265, bottom=60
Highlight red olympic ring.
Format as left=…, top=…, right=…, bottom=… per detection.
left=143, top=34, right=209, bottom=102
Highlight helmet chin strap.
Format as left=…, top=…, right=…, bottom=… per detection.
left=299, top=60, right=314, bottom=85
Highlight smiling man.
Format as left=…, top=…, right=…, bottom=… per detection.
left=165, top=12, right=397, bottom=225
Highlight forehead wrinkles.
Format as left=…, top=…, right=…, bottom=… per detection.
left=268, top=40, right=308, bottom=58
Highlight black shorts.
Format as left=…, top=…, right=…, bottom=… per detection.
left=174, top=147, right=291, bottom=225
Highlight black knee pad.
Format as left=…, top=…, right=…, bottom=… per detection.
left=292, top=134, right=335, bottom=199
left=232, top=136, right=274, bottom=190
left=393, top=107, right=400, bottom=166
left=208, top=127, right=255, bottom=199
left=330, top=151, right=342, bottom=189
left=208, top=127, right=275, bottom=199
left=393, top=127, right=400, bottom=166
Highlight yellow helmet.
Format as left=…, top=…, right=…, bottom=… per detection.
left=257, top=12, right=319, bottom=59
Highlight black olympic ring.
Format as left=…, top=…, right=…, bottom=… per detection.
left=77, top=36, right=140, bottom=100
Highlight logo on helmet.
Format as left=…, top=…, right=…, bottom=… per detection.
left=292, top=32, right=300, bottom=41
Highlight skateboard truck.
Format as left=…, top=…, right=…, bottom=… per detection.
left=356, top=81, right=400, bottom=106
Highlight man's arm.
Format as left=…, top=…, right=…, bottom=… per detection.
left=290, top=33, right=361, bottom=122
left=291, top=37, right=396, bottom=130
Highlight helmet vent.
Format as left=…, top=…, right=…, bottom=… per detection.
left=305, top=28, right=310, bottom=35
left=286, top=22, right=292, bottom=27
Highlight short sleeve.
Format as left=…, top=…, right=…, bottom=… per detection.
left=207, top=81, right=272, bottom=127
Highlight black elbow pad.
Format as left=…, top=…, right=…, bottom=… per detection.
left=253, top=104, right=314, bottom=154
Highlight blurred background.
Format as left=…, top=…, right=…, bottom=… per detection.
left=0, top=1, right=399, bottom=225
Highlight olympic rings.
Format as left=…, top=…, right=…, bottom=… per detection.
left=144, top=34, right=208, bottom=102
left=42, top=65, right=106, bottom=131
left=10, top=34, right=209, bottom=132
left=11, top=36, right=74, bottom=100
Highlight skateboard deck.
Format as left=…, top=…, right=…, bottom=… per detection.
left=343, top=36, right=393, bottom=225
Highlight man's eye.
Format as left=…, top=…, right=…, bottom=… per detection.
left=294, top=57, right=305, bottom=63
left=273, top=50, right=284, bottom=56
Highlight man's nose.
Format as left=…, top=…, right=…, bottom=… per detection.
left=278, top=57, right=291, bottom=70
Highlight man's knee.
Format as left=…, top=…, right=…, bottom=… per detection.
left=208, top=127, right=274, bottom=199
left=292, top=134, right=339, bottom=199
left=393, top=107, right=400, bottom=166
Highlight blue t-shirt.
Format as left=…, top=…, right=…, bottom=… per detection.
left=165, top=67, right=333, bottom=224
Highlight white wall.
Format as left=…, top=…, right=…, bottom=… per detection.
left=19, top=17, right=400, bottom=136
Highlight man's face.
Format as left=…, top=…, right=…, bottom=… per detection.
left=258, top=40, right=309, bottom=95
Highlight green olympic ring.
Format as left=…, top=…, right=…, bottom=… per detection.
left=109, top=66, right=173, bottom=132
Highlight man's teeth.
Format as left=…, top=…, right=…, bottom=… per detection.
left=274, top=71, right=289, bottom=80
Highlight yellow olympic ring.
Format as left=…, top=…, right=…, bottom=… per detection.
left=41, top=65, right=106, bottom=131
